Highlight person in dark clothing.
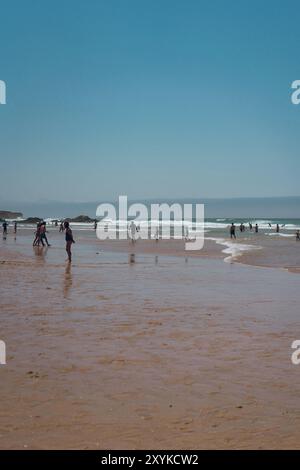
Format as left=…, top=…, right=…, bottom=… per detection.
left=2, top=221, right=8, bottom=236
left=230, top=223, right=236, bottom=239
left=64, top=221, right=75, bottom=262
left=40, top=222, right=51, bottom=246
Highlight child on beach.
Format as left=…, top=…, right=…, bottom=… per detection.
left=64, top=221, right=75, bottom=262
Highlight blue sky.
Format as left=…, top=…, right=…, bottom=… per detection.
left=0, top=0, right=299, bottom=202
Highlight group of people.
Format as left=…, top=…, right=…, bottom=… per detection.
left=2, top=221, right=17, bottom=237
left=2, top=217, right=300, bottom=261
left=230, top=222, right=300, bottom=241
left=33, top=221, right=51, bottom=247
left=230, top=222, right=260, bottom=239
left=2, top=218, right=75, bottom=262
left=33, top=220, right=75, bottom=262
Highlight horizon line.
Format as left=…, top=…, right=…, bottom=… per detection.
left=1, top=195, right=300, bottom=205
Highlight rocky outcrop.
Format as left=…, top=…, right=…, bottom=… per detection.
left=0, top=210, right=23, bottom=220
left=66, top=215, right=95, bottom=223
left=22, top=217, right=43, bottom=224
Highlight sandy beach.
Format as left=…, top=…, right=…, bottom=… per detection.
left=1, top=0, right=300, bottom=456
left=0, top=228, right=300, bottom=449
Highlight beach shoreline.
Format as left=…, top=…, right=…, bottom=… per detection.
left=1, top=225, right=300, bottom=273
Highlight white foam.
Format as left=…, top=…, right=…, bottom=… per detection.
left=206, top=237, right=261, bottom=263
left=266, top=232, right=295, bottom=238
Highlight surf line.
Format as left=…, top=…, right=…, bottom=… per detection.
left=206, top=237, right=261, bottom=263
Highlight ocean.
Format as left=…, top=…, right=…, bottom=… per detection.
left=1, top=196, right=300, bottom=220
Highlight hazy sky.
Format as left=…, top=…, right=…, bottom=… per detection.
left=0, top=0, right=299, bottom=202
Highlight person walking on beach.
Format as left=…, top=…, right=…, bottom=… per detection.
left=129, top=221, right=136, bottom=243
left=13, top=221, right=17, bottom=234
left=230, top=223, right=236, bottom=239
left=255, top=224, right=259, bottom=233
left=33, top=223, right=41, bottom=246
left=296, top=230, right=300, bottom=241
left=59, top=221, right=64, bottom=232
left=276, top=224, right=280, bottom=233
left=249, top=222, right=253, bottom=231
left=40, top=222, right=51, bottom=247
left=64, top=221, right=75, bottom=262
left=185, top=226, right=190, bottom=241
left=2, top=221, right=8, bottom=236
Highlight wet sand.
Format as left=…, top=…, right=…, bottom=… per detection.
left=236, top=233, right=300, bottom=273
left=0, top=230, right=300, bottom=449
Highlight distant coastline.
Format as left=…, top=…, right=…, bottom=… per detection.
left=1, top=196, right=299, bottom=220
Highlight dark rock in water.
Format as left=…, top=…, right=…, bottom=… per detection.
left=0, top=210, right=23, bottom=220
left=22, top=217, right=43, bottom=224
left=66, top=215, right=94, bottom=223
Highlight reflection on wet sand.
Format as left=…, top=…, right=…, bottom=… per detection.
left=63, top=262, right=73, bottom=298
left=129, top=253, right=135, bottom=264
left=33, top=245, right=48, bottom=262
